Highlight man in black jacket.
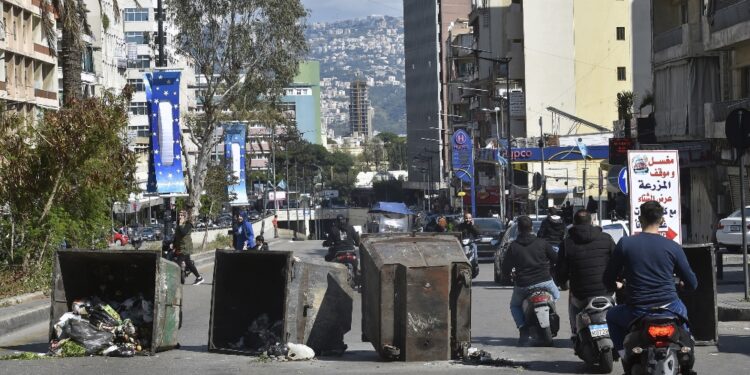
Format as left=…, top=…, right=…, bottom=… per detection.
left=537, top=207, right=566, bottom=247
left=555, top=209, right=615, bottom=335
left=323, top=214, right=360, bottom=261
left=503, top=215, right=559, bottom=344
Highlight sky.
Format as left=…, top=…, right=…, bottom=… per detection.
left=301, top=0, right=403, bottom=23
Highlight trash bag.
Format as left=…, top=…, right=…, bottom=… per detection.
left=102, top=344, right=136, bottom=357
left=60, top=319, right=114, bottom=355
left=89, top=303, right=122, bottom=332
left=53, top=312, right=84, bottom=338
left=286, top=343, right=315, bottom=361
left=240, top=314, right=285, bottom=354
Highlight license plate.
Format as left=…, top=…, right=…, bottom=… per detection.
left=589, top=324, right=609, bottom=338
left=731, top=225, right=741, bottom=232
left=480, top=237, right=492, bottom=243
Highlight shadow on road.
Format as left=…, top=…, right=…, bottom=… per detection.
left=176, top=344, right=209, bottom=353
left=718, top=334, right=750, bottom=356
left=315, top=349, right=385, bottom=362
left=524, top=359, right=589, bottom=374
left=1, top=341, right=48, bottom=354
left=472, top=336, right=573, bottom=349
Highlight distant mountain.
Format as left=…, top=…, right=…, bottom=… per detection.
left=306, top=16, right=405, bottom=136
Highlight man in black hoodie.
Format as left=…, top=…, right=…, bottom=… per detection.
left=555, top=209, right=615, bottom=335
left=537, top=207, right=566, bottom=247
left=503, top=215, right=559, bottom=344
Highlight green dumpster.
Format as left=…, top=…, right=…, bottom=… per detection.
left=49, top=250, right=182, bottom=353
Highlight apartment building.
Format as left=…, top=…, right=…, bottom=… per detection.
left=1, top=0, right=59, bottom=115
left=649, top=0, right=750, bottom=243
left=348, top=77, right=372, bottom=139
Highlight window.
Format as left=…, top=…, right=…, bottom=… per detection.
left=127, top=78, right=145, bottom=92
left=124, top=8, right=149, bottom=22
left=616, top=27, right=625, bottom=41
left=83, top=47, right=94, bottom=73
left=129, top=102, right=148, bottom=115
left=617, top=67, right=627, bottom=81
left=128, top=55, right=151, bottom=69
left=741, top=66, right=750, bottom=99
left=125, top=31, right=148, bottom=44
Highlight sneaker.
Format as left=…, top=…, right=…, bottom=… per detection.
left=194, top=276, right=204, bottom=285
left=517, top=326, right=530, bottom=347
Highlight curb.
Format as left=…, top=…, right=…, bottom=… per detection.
left=0, top=300, right=49, bottom=338
left=0, top=291, right=46, bottom=307
left=718, top=303, right=750, bottom=321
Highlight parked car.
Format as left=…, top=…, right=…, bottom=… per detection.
left=472, top=217, right=506, bottom=262
left=139, top=227, right=157, bottom=241
left=216, top=214, right=233, bottom=228
left=716, top=207, right=750, bottom=252
left=493, top=218, right=544, bottom=285
left=247, top=210, right=262, bottom=222
left=110, top=229, right=129, bottom=246
left=149, top=224, right=163, bottom=240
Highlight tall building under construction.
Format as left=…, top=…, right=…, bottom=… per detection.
left=348, top=78, right=373, bottom=139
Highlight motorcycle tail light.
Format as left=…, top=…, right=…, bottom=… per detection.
left=647, top=324, right=675, bottom=341
left=529, top=294, right=550, bottom=304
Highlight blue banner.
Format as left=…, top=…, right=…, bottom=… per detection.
left=224, top=122, right=248, bottom=206
left=503, top=145, right=609, bottom=162
left=451, top=129, right=474, bottom=183
left=146, top=71, right=186, bottom=195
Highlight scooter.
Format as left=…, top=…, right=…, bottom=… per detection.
left=521, top=288, right=560, bottom=346
left=622, top=308, right=695, bottom=375
left=460, top=237, right=480, bottom=279
left=574, top=296, right=615, bottom=373
left=333, top=248, right=360, bottom=290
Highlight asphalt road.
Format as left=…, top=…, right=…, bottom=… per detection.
left=1, top=240, right=749, bottom=374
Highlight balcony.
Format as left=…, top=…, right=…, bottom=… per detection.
left=653, top=23, right=702, bottom=65
left=704, top=99, right=750, bottom=138
left=704, top=0, right=750, bottom=50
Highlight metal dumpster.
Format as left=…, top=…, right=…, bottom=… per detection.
left=50, top=250, right=182, bottom=353
left=208, top=250, right=354, bottom=355
left=679, top=243, right=718, bottom=345
left=359, top=233, right=472, bottom=361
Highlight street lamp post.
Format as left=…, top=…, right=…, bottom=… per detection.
left=481, top=107, right=505, bottom=221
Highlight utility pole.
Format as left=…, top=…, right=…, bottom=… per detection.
left=539, top=116, right=546, bottom=213
left=157, top=0, right=165, bottom=67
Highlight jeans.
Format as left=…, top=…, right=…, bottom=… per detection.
left=606, top=299, right=689, bottom=351
left=510, top=279, right=560, bottom=328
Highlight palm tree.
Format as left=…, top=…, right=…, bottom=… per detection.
left=41, top=1, right=120, bottom=105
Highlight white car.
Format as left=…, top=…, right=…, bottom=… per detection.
left=564, top=219, right=630, bottom=244
left=716, top=207, right=750, bottom=251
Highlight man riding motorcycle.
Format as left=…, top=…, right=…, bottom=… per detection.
left=603, top=200, right=697, bottom=362
left=556, top=209, right=616, bottom=335
left=537, top=207, right=566, bottom=248
left=457, top=213, right=480, bottom=252
left=324, top=214, right=360, bottom=261
left=502, top=215, right=559, bottom=345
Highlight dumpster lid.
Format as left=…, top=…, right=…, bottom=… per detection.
left=360, top=233, right=469, bottom=267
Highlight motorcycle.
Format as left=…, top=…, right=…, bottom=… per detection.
left=521, top=288, right=560, bottom=346
left=460, top=237, right=480, bottom=279
left=574, top=296, right=615, bottom=373
left=622, top=308, right=695, bottom=375
left=333, top=248, right=360, bottom=290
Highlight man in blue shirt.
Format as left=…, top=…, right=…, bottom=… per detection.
left=603, top=201, right=697, bottom=359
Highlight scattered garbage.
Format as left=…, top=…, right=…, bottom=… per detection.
left=48, top=294, right=154, bottom=357
left=459, top=347, right=527, bottom=368
left=228, top=314, right=286, bottom=356
left=286, top=343, right=315, bottom=361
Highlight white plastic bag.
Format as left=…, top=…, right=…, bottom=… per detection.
left=286, top=343, right=315, bottom=360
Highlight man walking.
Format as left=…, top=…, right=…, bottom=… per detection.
left=502, top=215, right=559, bottom=345
left=174, top=209, right=203, bottom=285
left=272, top=214, right=279, bottom=238
left=555, top=209, right=615, bottom=336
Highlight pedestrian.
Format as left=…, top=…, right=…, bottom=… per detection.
left=232, top=211, right=256, bottom=250
left=502, top=215, right=559, bottom=345
left=562, top=201, right=574, bottom=225
left=555, top=209, right=615, bottom=336
left=434, top=216, right=449, bottom=233
left=174, top=209, right=203, bottom=285
left=272, top=214, right=279, bottom=238
left=586, top=196, right=598, bottom=222
left=537, top=207, right=566, bottom=248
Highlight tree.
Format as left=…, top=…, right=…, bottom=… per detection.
left=376, top=132, right=407, bottom=170
left=40, top=0, right=106, bottom=104
left=0, top=90, right=136, bottom=271
left=199, top=161, right=237, bottom=250
left=166, top=0, right=308, bottom=220
left=616, top=91, right=635, bottom=121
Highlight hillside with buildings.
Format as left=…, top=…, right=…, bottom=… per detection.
left=306, top=15, right=406, bottom=137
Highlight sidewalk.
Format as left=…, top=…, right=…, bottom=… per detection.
left=717, top=253, right=750, bottom=321
left=0, top=235, right=292, bottom=338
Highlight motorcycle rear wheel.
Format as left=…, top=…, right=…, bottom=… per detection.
left=598, top=349, right=614, bottom=374
left=535, top=326, right=554, bottom=347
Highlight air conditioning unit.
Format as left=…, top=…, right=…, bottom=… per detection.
left=574, top=186, right=585, bottom=194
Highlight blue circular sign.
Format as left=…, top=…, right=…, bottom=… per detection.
left=618, top=168, right=628, bottom=195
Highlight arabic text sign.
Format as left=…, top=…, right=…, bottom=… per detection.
left=628, top=150, right=681, bottom=243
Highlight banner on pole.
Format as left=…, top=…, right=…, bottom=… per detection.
left=627, top=150, right=681, bottom=243
left=146, top=71, right=187, bottom=195
left=451, top=129, right=474, bottom=183
left=224, top=122, right=248, bottom=206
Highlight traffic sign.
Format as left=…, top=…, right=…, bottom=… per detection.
left=617, top=168, right=628, bottom=195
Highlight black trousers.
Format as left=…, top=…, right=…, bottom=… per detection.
left=179, top=253, right=200, bottom=278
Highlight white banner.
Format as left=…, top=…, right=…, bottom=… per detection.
left=627, top=150, right=681, bottom=243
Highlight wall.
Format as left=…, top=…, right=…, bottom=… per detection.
left=573, top=0, right=632, bottom=130
left=523, top=0, right=576, bottom=137
left=632, top=0, right=653, bottom=109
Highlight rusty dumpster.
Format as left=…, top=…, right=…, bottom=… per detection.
left=359, top=233, right=472, bottom=361
left=50, top=250, right=182, bottom=353
left=208, top=250, right=354, bottom=356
